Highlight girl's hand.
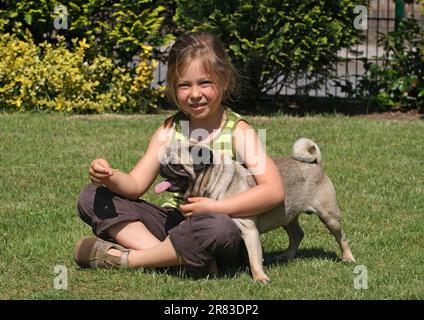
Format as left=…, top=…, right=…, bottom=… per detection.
left=179, top=197, right=219, bottom=217
left=89, top=158, right=114, bottom=186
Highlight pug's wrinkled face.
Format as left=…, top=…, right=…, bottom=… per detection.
left=155, top=142, right=213, bottom=194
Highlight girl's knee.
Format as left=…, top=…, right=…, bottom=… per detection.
left=200, top=215, right=242, bottom=264
left=192, top=214, right=240, bottom=245
left=211, top=215, right=238, bottom=238
left=77, top=184, right=96, bottom=214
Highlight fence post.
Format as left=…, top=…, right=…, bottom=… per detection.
left=395, top=0, right=405, bottom=31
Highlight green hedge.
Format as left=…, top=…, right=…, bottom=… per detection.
left=1, top=0, right=375, bottom=113
left=0, top=0, right=170, bottom=113
left=0, top=25, right=163, bottom=113
left=0, top=0, right=173, bottom=69
left=175, top=0, right=368, bottom=107
left=353, top=18, right=424, bottom=112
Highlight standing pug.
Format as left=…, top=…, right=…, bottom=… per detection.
left=156, top=138, right=355, bottom=283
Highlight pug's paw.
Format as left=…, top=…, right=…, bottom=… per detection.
left=253, top=272, right=271, bottom=284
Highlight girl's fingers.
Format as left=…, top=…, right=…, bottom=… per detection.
left=187, top=197, right=202, bottom=202
left=179, top=203, right=192, bottom=212
left=90, top=165, right=112, bottom=177
left=90, top=176, right=102, bottom=186
left=91, top=159, right=112, bottom=175
left=88, top=159, right=112, bottom=186
left=89, top=168, right=110, bottom=181
left=94, top=164, right=112, bottom=175
left=93, top=172, right=111, bottom=179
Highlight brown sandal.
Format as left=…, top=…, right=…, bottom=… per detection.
left=74, top=236, right=131, bottom=269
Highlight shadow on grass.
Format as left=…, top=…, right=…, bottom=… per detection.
left=148, top=262, right=250, bottom=281
left=150, top=247, right=340, bottom=281
left=263, top=247, right=339, bottom=267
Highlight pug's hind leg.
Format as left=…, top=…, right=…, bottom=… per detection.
left=315, top=205, right=355, bottom=263
left=277, top=217, right=304, bottom=262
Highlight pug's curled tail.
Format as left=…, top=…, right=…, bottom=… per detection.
left=292, top=138, right=322, bottom=164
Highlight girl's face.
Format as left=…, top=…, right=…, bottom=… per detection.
left=176, top=57, right=224, bottom=121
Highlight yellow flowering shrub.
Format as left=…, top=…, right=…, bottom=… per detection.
left=129, top=44, right=165, bottom=112
left=0, top=31, right=161, bottom=113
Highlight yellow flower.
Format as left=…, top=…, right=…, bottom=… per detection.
left=78, top=38, right=90, bottom=50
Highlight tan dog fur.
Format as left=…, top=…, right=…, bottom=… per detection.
left=158, top=138, right=355, bottom=283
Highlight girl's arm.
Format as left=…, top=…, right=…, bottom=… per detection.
left=181, top=121, right=285, bottom=217
left=215, top=120, right=285, bottom=217
left=94, top=124, right=171, bottom=200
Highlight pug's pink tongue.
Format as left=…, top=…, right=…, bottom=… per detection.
left=154, top=180, right=172, bottom=193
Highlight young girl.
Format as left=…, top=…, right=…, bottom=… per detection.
left=74, top=31, right=285, bottom=274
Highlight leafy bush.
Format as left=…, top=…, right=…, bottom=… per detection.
left=175, top=0, right=367, bottom=107
left=0, top=25, right=162, bottom=113
left=0, top=0, right=173, bottom=69
left=354, top=18, right=424, bottom=112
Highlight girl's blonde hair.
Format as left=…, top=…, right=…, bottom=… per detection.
left=165, top=31, right=239, bottom=108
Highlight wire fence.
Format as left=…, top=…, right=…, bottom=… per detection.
left=280, top=0, right=423, bottom=98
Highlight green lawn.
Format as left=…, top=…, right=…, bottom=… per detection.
left=1, top=112, right=423, bottom=299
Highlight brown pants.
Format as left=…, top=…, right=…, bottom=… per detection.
left=77, top=184, right=244, bottom=271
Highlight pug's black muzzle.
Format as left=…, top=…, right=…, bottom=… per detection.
left=159, top=163, right=190, bottom=193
